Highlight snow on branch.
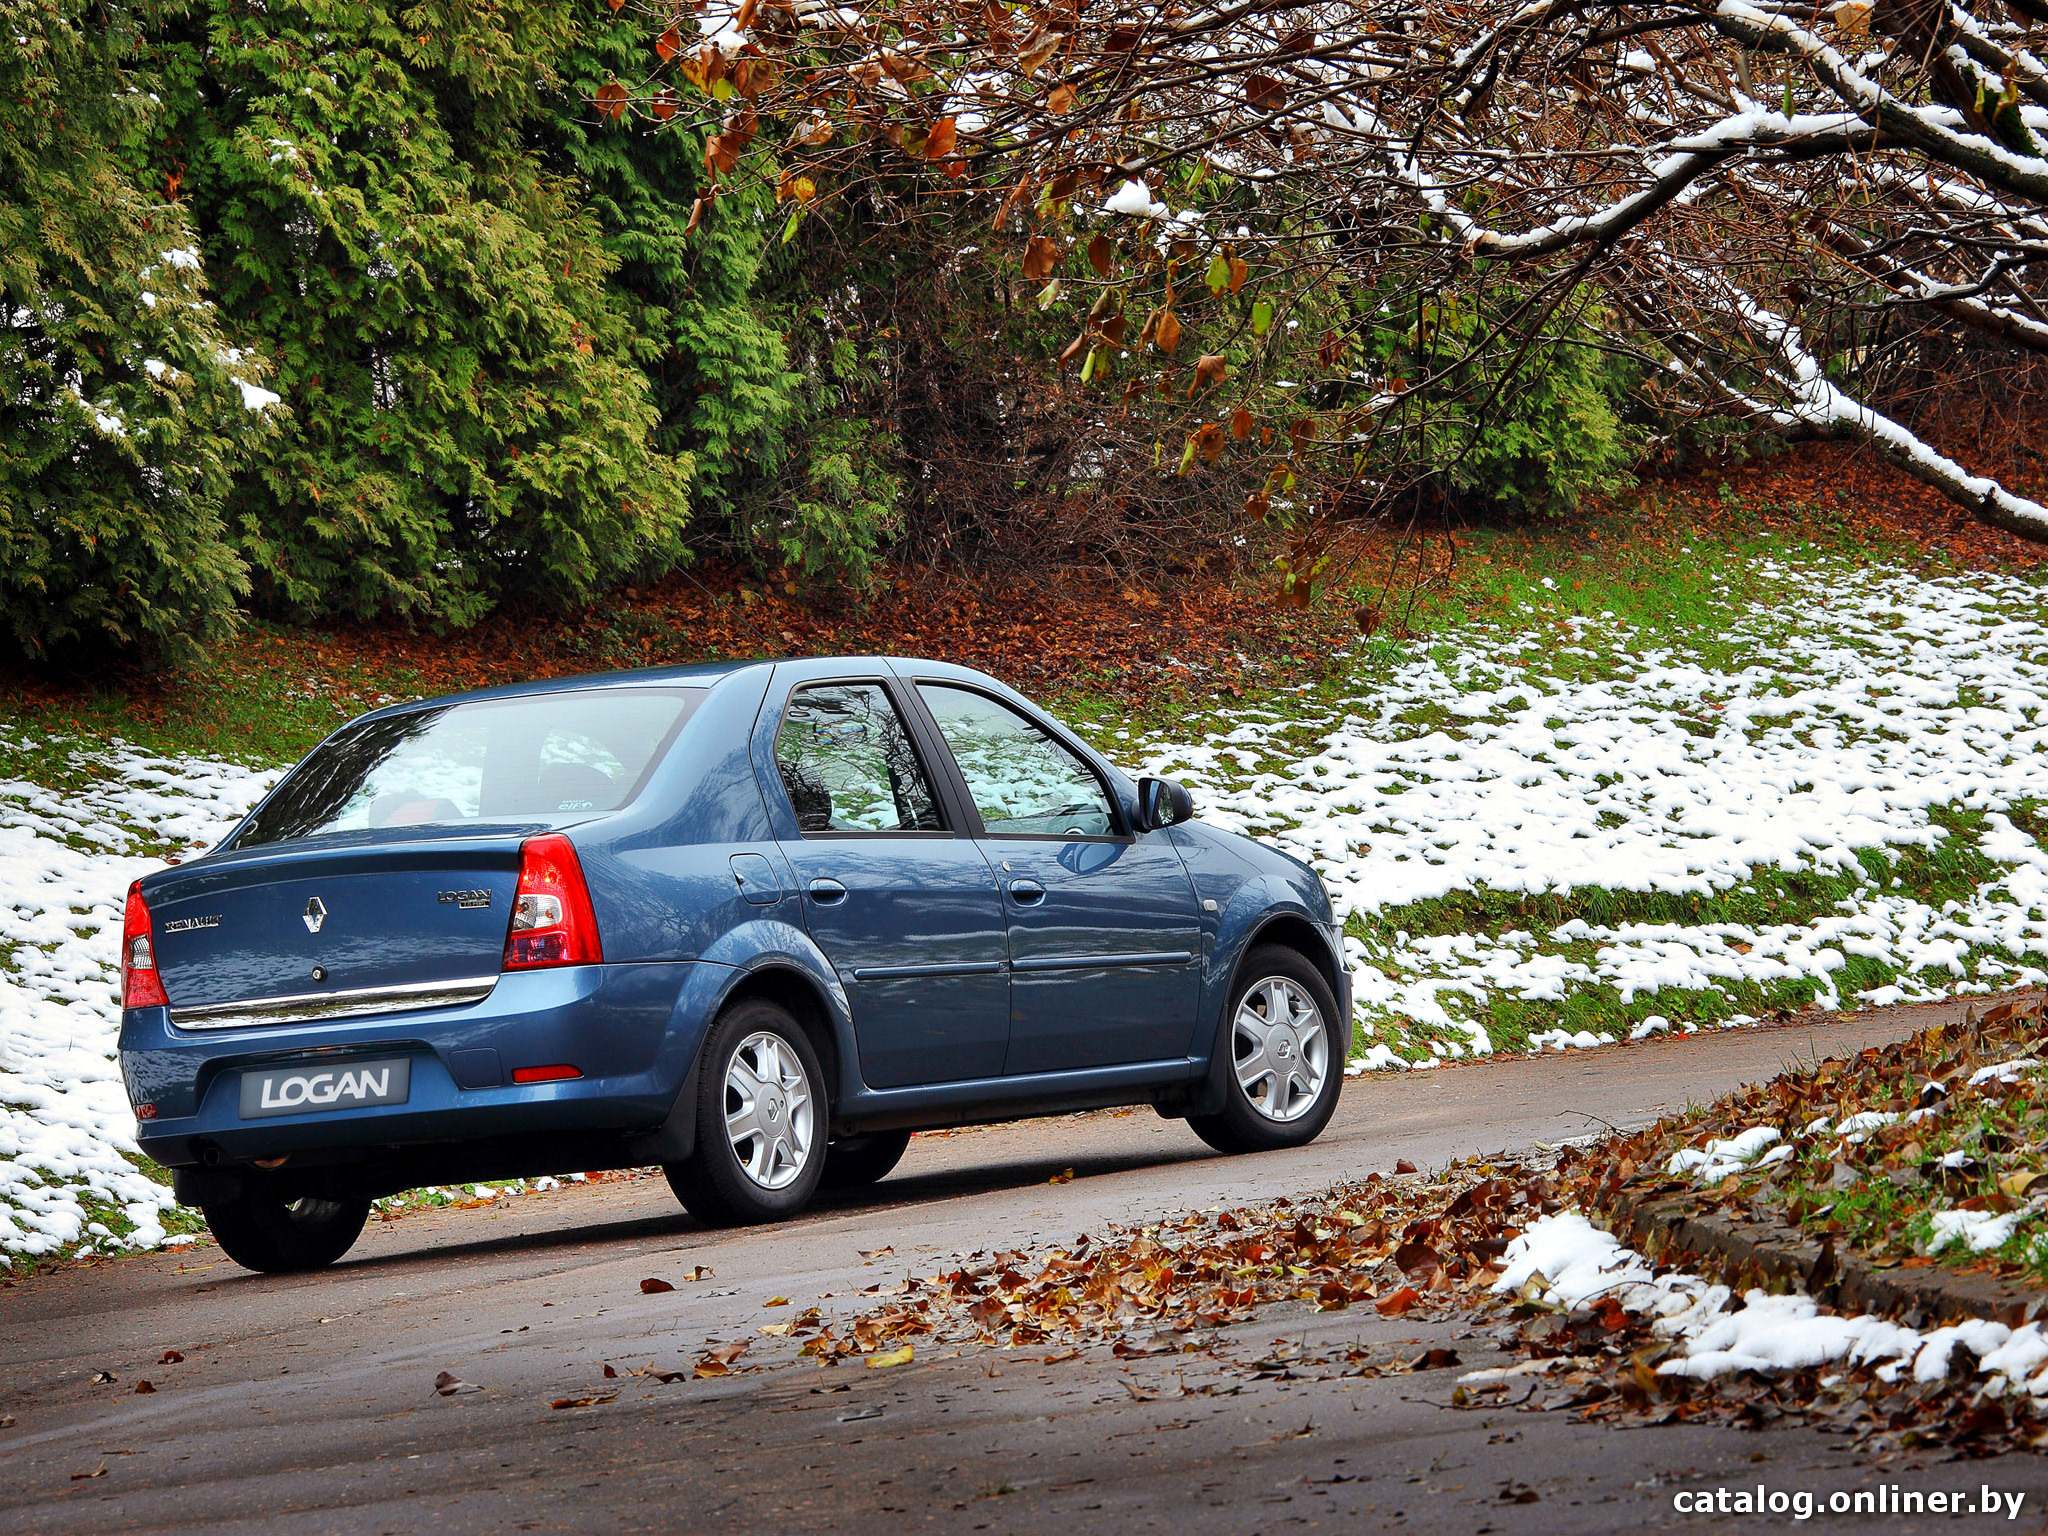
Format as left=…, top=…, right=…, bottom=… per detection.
left=675, top=0, right=2048, bottom=541
left=1715, top=289, right=2048, bottom=538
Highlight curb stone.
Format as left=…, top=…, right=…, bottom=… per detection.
left=1599, top=1191, right=2046, bottom=1331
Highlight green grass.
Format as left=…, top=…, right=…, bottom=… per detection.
left=1344, top=803, right=2021, bottom=1060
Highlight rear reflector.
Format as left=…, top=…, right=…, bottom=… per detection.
left=503, top=835, right=603, bottom=970
left=121, top=882, right=169, bottom=1009
left=511, top=1064, right=583, bottom=1084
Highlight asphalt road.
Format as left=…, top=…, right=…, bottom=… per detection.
left=5, top=999, right=2045, bottom=1534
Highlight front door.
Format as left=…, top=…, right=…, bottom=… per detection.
left=912, top=682, right=1203, bottom=1075
left=770, top=681, right=1010, bottom=1089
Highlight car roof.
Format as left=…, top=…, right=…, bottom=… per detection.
left=346, top=656, right=1012, bottom=724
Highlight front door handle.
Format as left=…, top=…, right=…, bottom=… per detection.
left=807, top=877, right=848, bottom=906
left=1008, top=877, right=1046, bottom=906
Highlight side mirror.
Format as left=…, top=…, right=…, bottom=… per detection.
left=1136, top=775, right=1195, bottom=831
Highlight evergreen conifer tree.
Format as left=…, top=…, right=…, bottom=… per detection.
left=151, top=0, right=690, bottom=626
left=1, top=0, right=268, bottom=660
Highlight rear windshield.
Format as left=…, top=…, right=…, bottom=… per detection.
left=233, top=687, right=702, bottom=848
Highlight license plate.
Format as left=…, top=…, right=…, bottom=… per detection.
left=239, top=1057, right=411, bottom=1119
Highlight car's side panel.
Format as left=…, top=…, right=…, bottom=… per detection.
left=1169, top=822, right=1352, bottom=1061
left=986, top=837, right=1205, bottom=1074
left=576, top=670, right=780, bottom=966
left=596, top=840, right=800, bottom=968
left=774, top=837, right=1013, bottom=1087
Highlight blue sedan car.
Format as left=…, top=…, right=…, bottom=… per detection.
left=118, top=658, right=1350, bottom=1271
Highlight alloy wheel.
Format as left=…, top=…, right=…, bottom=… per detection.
left=1232, top=976, right=1329, bottom=1123
left=724, top=1030, right=815, bottom=1190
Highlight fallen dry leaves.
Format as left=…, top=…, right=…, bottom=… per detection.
left=693, top=1340, right=751, bottom=1379
left=548, top=1391, right=618, bottom=1410
left=802, top=1017, right=2048, bottom=1455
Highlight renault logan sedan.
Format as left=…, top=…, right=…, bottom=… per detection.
left=119, top=658, right=1350, bottom=1271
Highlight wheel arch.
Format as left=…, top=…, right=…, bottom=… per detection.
left=1188, top=899, right=1349, bottom=1116
left=627, top=932, right=857, bottom=1166
left=714, top=962, right=845, bottom=1109
left=1240, top=911, right=1345, bottom=1016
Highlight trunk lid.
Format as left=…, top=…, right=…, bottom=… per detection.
left=142, top=827, right=535, bottom=1009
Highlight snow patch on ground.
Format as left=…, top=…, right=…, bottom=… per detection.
left=1928, top=1207, right=2026, bottom=1254
left=1667, top=1125, right=1783, bottom=1183
left=0, top=734, right=273, bottom=1261
left=1490, top=1210, right=2048, bottom=1394
left=1129, top=561, right=2048, bottom=1063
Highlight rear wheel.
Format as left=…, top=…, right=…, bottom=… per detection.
left=666, top=998, right=827, bottom=1226
left=1188, top=945, right=1344, bottom=1155
left=201, top=1191, right=370, bottom=1274
left=818, top=1130, right=912, bottom=1192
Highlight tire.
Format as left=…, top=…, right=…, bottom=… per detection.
left=1187, top=944, right=1345, bottom=1155
left=666, top=997, right=828, bottom=1226
left=201, top=1191, right=370, bottom=1274
left=818, top=1130, right=912, bottom=1192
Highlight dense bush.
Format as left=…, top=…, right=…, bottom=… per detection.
left=0, top=0, right=264, bottom=661
left=149, top=0, right=693, bottom=627
left=2, top=3, right=1647, bottom=662
left=1375, top=287, right=1637, bottom=521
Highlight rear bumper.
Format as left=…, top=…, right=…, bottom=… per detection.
left=120, top=961, right=727, bottom=1185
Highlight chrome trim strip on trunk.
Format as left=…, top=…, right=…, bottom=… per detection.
left=168, top=975, right=499, bottom=1031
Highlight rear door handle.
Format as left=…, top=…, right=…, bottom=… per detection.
left=807, top=877, right=848, bottom=906
left=1008, top=878, right=1046, bottom=906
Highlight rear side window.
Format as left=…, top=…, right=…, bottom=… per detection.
left=235, top=688, right=701, bottom=848
left=774, top=683, right=943, bottom=834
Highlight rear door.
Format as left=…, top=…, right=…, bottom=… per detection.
left=908, top=681, right=1204, bottom=1075
left=766, top=678, right=1011, bottom=1089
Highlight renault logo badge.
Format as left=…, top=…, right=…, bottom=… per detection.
left=303, top=896, right=328, bottom=934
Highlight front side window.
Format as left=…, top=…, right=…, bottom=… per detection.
left=775, top=683, right=943, bottom=834
left=235, top=688, right=700, bottom=847
left=917, top=685, right=1116, bottom=837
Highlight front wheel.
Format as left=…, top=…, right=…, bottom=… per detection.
left=1187, top=945, right=1344, bottom=1155
left=666, top=998, right=827, bottom=1226
left=201, top=1191, right=370, bottom=1274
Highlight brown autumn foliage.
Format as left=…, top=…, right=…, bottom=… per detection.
left=633, top=0, right=2048, bottom=551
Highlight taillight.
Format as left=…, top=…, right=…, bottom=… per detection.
left=503, top=835, right=603, bottom=970
left=121, top=881, right=169, bottom=1009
